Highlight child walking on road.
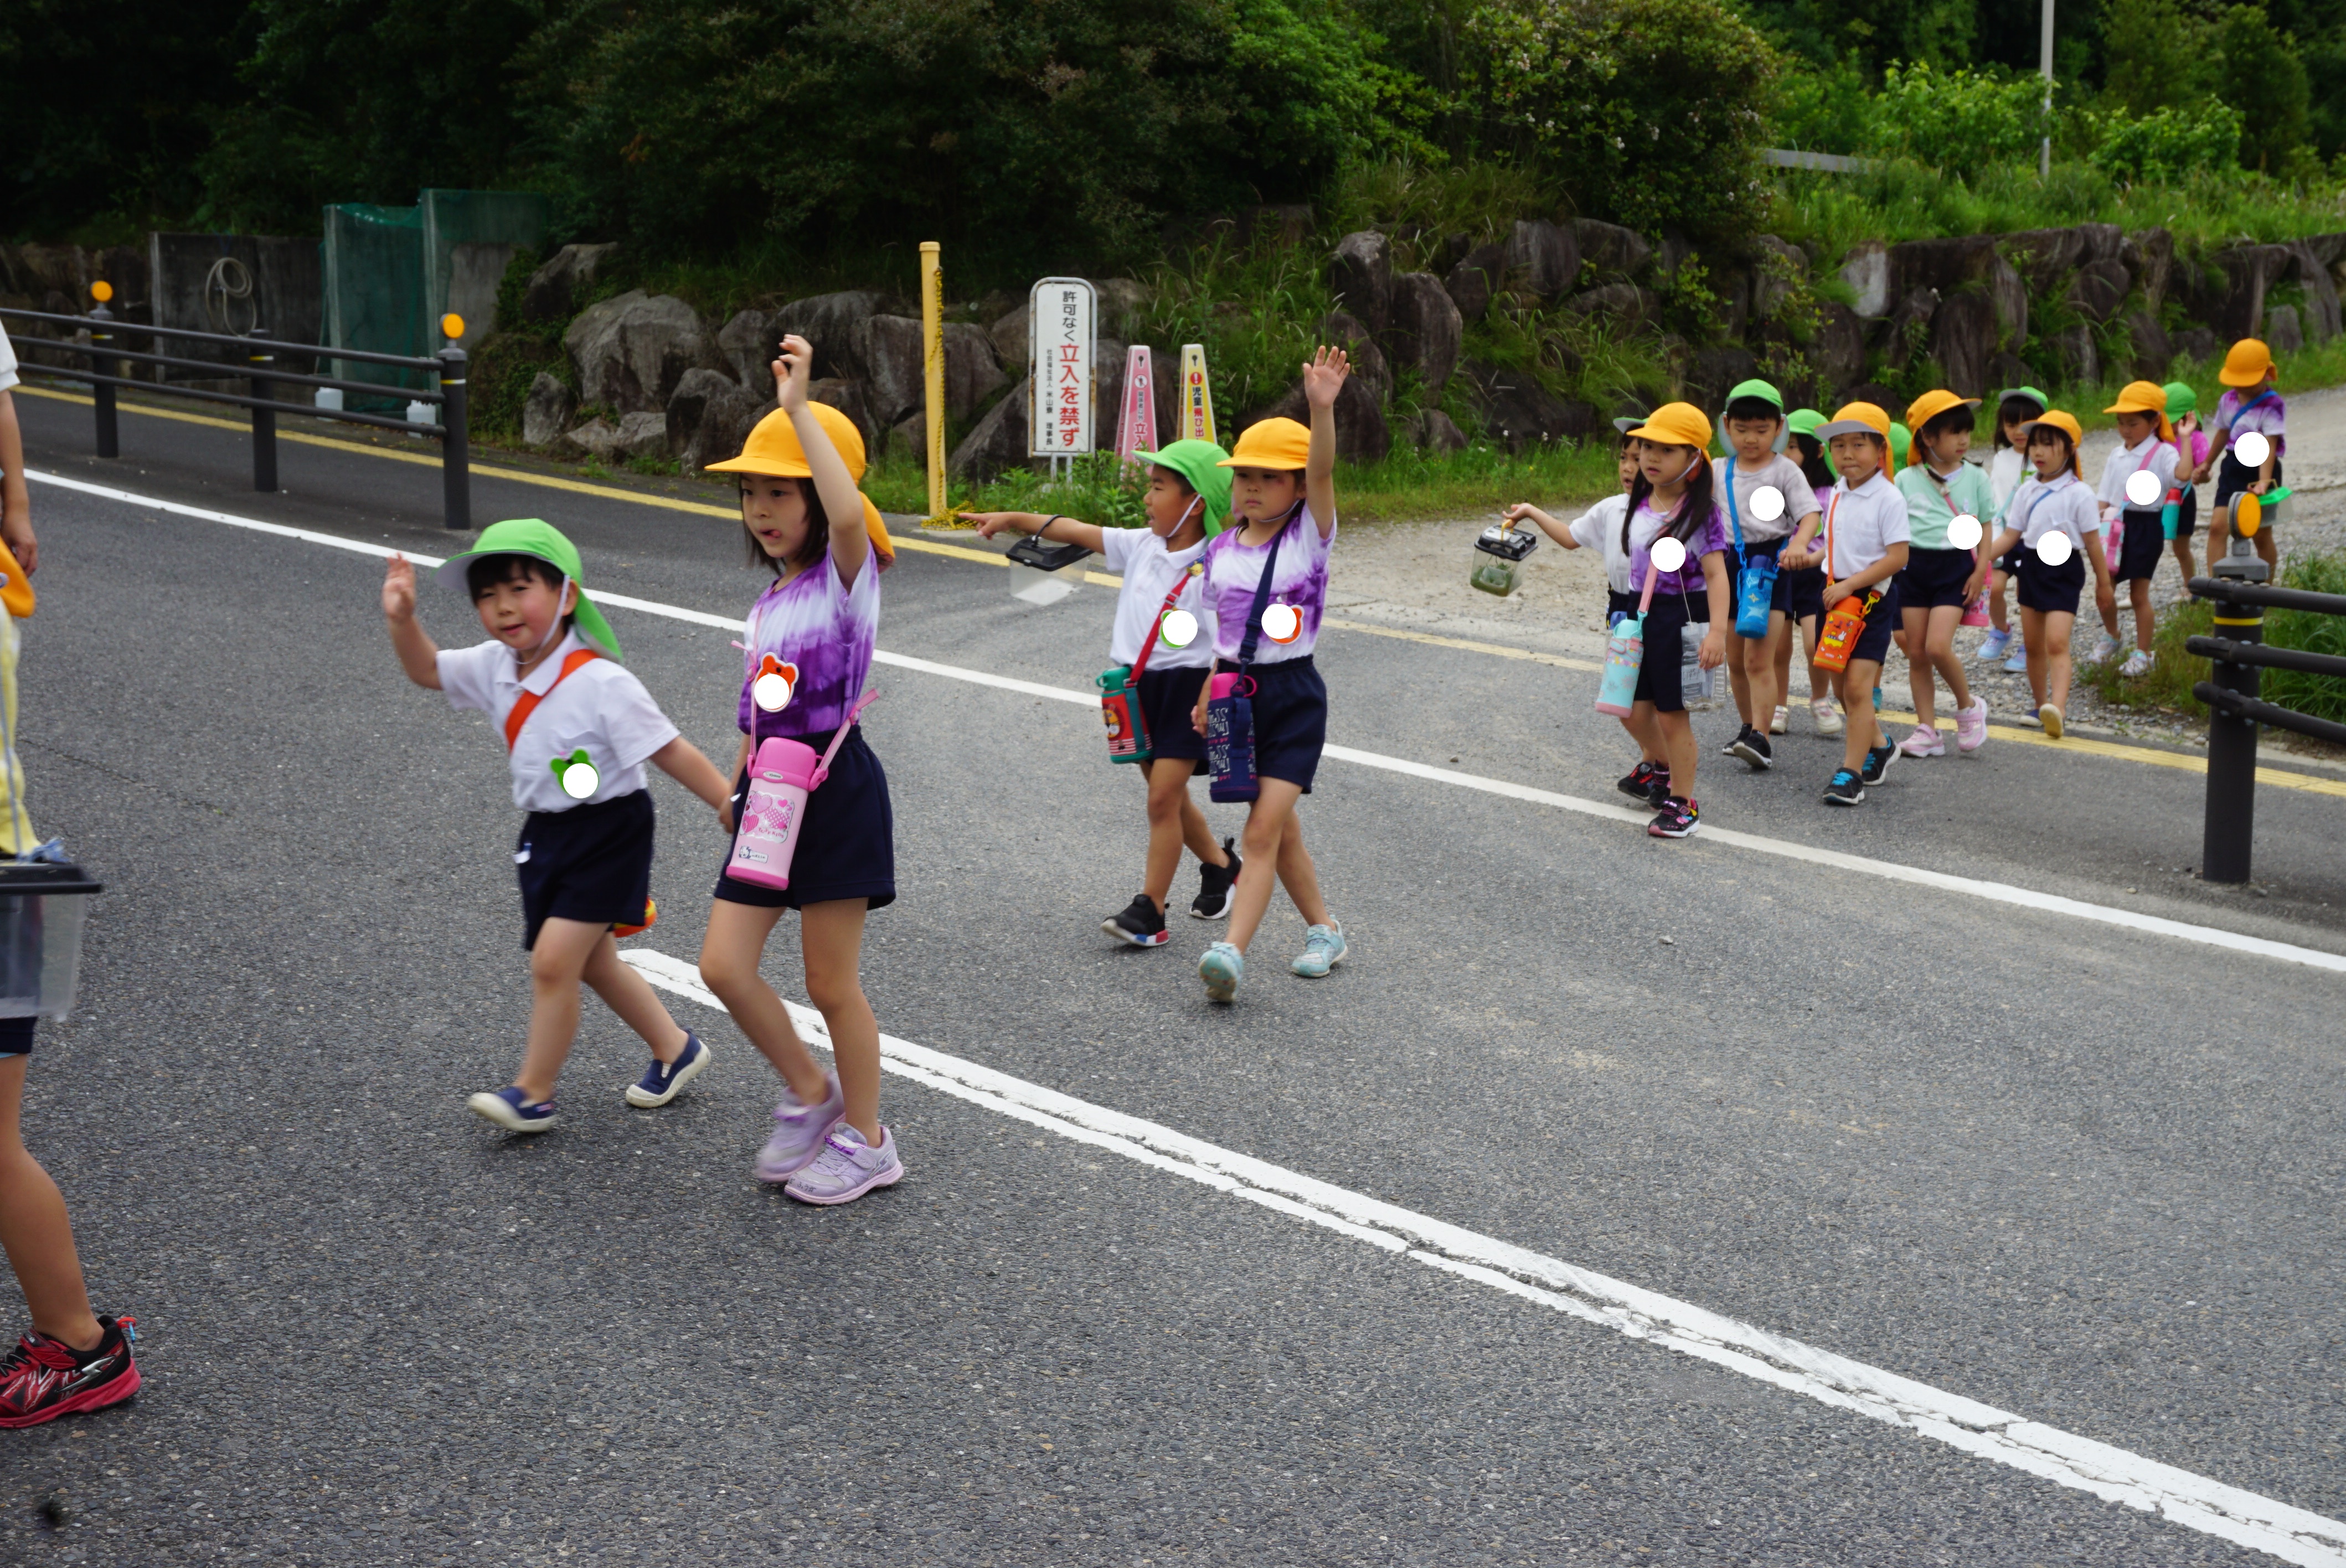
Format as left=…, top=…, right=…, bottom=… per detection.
left=2094, top=381, right=2183, bottom=679
left=2204, top=339, right=2286, bottom=581
left=1988, top=411, right=2111, bottom=740
left=2164, top=381, right=2209, bottom=585
left=384, top=521, right=736, bottom=1133
left=1891, top=390, right=1993, bottom=757
left=1783, top=409, right=1843, bottom=736
left=967, top=439, right=1240, bottom=948
left=1784, top=403, right=1909, bottom=806
left=1981, top=386, right=2050, bottom=672
left=1190, top=349, right=1351, bottom=1002
left=699, top=337, right=905, bottom=1205
left=1715, top=379, right=1821, bottom=770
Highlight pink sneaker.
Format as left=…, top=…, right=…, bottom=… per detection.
left=1955, top=697, right=1989, bottom=752
left=754, top=1074, right=844, bottom=1183
left=1896, top=724, right=1945, bottom=759
left=784, top=1123, right=904, bottom=1206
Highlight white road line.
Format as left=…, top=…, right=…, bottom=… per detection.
left=35, top=466, right=2346, bottom=975
left=616, top=947, right=2346, bottom=1567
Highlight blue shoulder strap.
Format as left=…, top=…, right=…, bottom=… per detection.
left=1722, top=456, right=1746, bottom=566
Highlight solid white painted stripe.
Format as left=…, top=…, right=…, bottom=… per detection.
left=616, top=948, right=2346, bottom=1567
left=36, top=467, right=2346, bottom=974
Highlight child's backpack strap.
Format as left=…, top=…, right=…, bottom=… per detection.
left=504, top=648, right=604, bottom=751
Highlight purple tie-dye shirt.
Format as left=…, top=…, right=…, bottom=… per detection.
left=738, top=552, right=880, bottom=740
left=1623, top=498, right=1730, bottom=597
left=1202, top=504, right=1336, bottom=664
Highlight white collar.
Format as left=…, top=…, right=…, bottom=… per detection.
left=515, top=630, right=588, bottom=695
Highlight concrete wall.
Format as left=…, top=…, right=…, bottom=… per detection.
left=148, top=233, right=324, bottom=375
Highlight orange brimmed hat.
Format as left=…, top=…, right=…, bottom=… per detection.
left=1815, top=402, right=1891, bottom=442
left=2219, top=338, right=2276, bottom=388
left=1220, top=417, right=1311, bottom=470
left=1623, top=401, right=1713, bottom=452
left=2103, top=380, right=2176, bottom=445
left=1902, top=390, right=1981, bottom=464
left=2021, top=409, right=2085, bottom=477
left=706, top=403, right=895, bottom=569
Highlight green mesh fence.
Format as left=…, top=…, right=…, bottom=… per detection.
left=322, top=191, right=550, bottom=412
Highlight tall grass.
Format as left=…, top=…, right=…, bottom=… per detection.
left=2263, top=554, right=2346, bottom=726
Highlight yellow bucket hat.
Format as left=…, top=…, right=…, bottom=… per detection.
left=1220, top=417, right=1311, bottom=471
left=1902, top=390, right=1981, bottom=465
left=2020, top=409, right=2085, bottom=478
left=1623, top=401, right=1713, bottom=452
left=1815, top=402, right=1891, bottom=442
left=2219, top=338, right=2276, bottom=388
left=706, top=403, right=895, bottom=569
left=2103, top=380, right=2176, bottom=445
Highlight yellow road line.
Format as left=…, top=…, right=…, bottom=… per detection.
left=25, top=383, right=2339, bottom=794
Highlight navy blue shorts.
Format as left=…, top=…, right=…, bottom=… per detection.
left=1137, top=665, right=1210, bottom=769
left=715, top=725, right=896, bottom=911
left=1896, top=544, right=1977, bottom=611
left=1630, top=591, right=1711, bottom=713
left=2113, top=507, right=2167, bottom=584
left=1831, top=581, right=1901, bottom=667
left=1786, top=563, right=1826, bottom=622
left=0, top=1016, right=33, bottom=1058
left=517, top=789, right=655, bottom=950
left=2017, top=553, right=2085, bottom=615
left=2172, top=484, right=2199, bottom=539
left=2213, top=452, right=2281, bottom=512
left=1229, top=656, right=1328, bottom=792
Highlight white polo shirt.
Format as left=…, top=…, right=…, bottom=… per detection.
left=2002, top=473, right=2100, bottom=556
left=2095, top=433, right=2179, bottom=515
left=1099, top=527, right=1216, bottom=669
left=1822, top=470, right=1911, bottom=580
left=1566, top=493, right=1633, bottom=591
left=438, top=631, right=679, bottom=813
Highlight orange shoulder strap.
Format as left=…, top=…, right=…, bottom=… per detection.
left=503, top=648, right=603, bottom=752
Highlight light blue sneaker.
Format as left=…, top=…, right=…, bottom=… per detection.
left=1978, top=628, right=2012, bottom=662
left=1292, top=924, right=1348, bottom=978
left=1199, top=941, right=1244, bottom=1002
left=2001, top=641, right=2029, bottom=673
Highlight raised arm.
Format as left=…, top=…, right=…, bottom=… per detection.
left=774, top=334, right=872, bottom=586
left=381, top=555, right=442, bottom=690
left=1301, top=345, right=1347, bottom=538
left=964, top=510, right=1108, bottom=553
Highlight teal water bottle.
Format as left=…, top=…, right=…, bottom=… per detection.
left=2161, top=487, right=2181, bottom=540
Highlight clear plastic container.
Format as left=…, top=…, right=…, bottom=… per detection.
left=1471, top=525, right=1537, bottom=597
left=0, top=863, right=102, bottom=1020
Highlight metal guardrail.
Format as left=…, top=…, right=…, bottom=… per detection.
left=2184, top=575, right=2346, bottom=883
left=1, top=303, right=471, bottom=530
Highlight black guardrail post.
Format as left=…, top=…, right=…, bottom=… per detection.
left=88, top=301, right=119, bottom=458
left=248, top=332, right=278, bottom=493
left=2199, top=589, right=2263, bottom=884
left=438, top=347, right=470, bottom=531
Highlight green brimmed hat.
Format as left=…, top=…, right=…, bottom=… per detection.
left=1785, top=408, right=1826, bottom=439
left=1995, top=385, right=2051, bottom=417
left=2163, top=380, right=2199, bottom=417
left=1132, top=438, right=1235, bottom=536
left=434, top=518, right=623, bottom=661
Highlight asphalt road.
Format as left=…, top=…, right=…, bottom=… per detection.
left=0, top=388, right=2340, bottom=1566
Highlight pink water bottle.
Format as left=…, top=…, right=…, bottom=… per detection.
left=726, top=691, right=875, bottom=891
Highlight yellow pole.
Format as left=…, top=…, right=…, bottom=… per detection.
left=920, top=242, right=946, bottom=520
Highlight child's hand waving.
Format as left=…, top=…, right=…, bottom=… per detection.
left=772, top=334, right=816, bottom=414
left=382, top=554, right=417, bottom=621
left=1301, top=345, right=1350, bottom=411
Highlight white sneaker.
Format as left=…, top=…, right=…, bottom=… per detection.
left=1896, top=724, right=1945, bottom=758
left=783, top=1123, right=904, bottom=1205
left=1811, top=697, right=1844, bottom=736
left=2082, top=633, right=2118, bottom=666
left=2121, top=649, right=2154, bottom=678
left=1770, top=705, right=1790, bottom=735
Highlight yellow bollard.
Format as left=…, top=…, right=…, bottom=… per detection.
left=920, top=241, right=946, bottom=521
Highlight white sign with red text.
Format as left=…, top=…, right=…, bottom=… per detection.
left=1029, top=277, right=1096, bottom=458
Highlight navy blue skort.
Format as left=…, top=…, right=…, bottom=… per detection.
left=715, top=725, right=896, bottom=911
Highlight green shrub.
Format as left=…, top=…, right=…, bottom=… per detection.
left=1869, top=62, right=2049, bottom=173
left=2087, top=103, right=2245, bottom=183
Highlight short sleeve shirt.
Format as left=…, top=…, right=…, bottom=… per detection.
left=439, top=631, right=680, bottom=814
left=2095, top=435, right=2180, bottom=514
left=0, top=326, right=18, bottom=394
left=1823, top=471, right=1911, bottom=579
left=2214, top=388, right=2285, bottom=458
left=1566, top=493, right=1633, bottom=592
left=1988, top=447, right=2028, bottom=514
left=1099, top=527, right=1215, bottom=669
left=1625, top=498, right=1730, bottom=598
left=1720, top=454, right=1818, bottom=545
left=1203, top=506, right=1334, bottom=664
left=2003, top=473, right=2099, bottom=555
left=1894, top=460, right=1997, bottom=550
left=740, top=551, right=881, bottom=740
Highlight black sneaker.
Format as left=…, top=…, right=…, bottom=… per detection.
left=1647, top=797, right=1701, bottom=838
left=1823, top=768, right=1865, bottom=806
left=1617, top=760, right=1662, bottom=802
left=1860, top=742, right=1896, bottom=786
left=1190, top=838, right=1241, bottom=920
left=1729, top=727, right=1773, bottom=770
left=1104, top=893, right=1169, bottom=947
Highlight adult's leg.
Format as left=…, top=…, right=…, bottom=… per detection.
left=699, top=900, right=830, bottom=1108
left=800, top=900, right=881, bottom=1144
left=0, top=1057, right=101, bottom=1351
left=1227, top=779, right=1307, bottom=953
left=516, top=916, right=615, bottom=1101
left=579, top=931, right=690, bottom=1061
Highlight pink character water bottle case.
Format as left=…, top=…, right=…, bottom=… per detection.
left=728, top=691, right=876, bottom=891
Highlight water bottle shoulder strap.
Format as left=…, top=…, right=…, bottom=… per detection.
left=1127, top=561, right=1202, bottom=682
left=1723, top=456, right=1745, bottom=564
left=504, top=648, right=605, bottom=752
left=1231, top=512, right=1293, bottom=668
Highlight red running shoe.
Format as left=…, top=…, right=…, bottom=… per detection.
left=0, top=1316, right=139, bottom=1427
